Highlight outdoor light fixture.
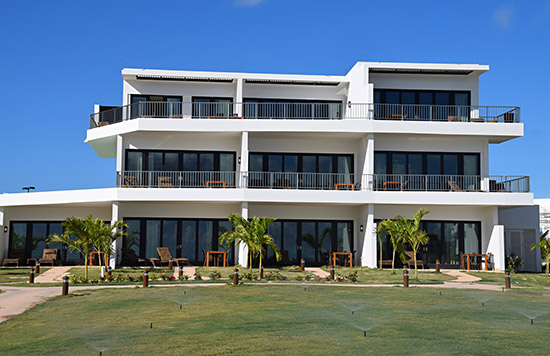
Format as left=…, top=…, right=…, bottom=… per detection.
left=238, top=157, right=241, bottom=164
left=348, top=101, right=352, bottom=108
left=22, top=186, right=35, bottom=193
left=3, top=226, right=7, bottom=233
left=360, top=225, right=364, bottom=232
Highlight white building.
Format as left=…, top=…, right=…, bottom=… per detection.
left=0, top=61, right=535, bottom=271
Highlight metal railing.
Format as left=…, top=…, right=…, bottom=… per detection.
left=116, top=171, right=237, bottom=188
left=245, top=172, right=356, bottom=190
left=364, top=174, right=530, bottom=193
left=371, top=104, right=520, bottom=123
left=90, top=102, right=520, bottom=128
left=116, top=171, right=530, bottom=192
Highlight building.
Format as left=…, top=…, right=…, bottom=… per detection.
left=0, top=61, right=535, bottom=271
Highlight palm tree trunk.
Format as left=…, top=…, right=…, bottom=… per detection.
left=259, top=251, right=263, bottom=272
left=249, top=249, right=253, bottom=273
left=413, top=248, right=418, bottom=279
left=546, top=256, right=549, bottom=276
left=379, top=240, right=383, bottom=270
left=392, top=249, right=396, bottom=273
left=84, top=254, right=89, bottom=280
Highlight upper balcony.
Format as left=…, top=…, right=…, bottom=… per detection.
left=90, top=101, right=520, bottom=128
left=116, top=171, right=530, bottom=193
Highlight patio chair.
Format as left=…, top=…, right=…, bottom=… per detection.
left=121, top=247, right=151, bottom=266
left=158, top=176, right=173, bottom=188
left=404, top=251, right=424, bottom=270
left=151, top=247, right=190, bottom=268
left=279, top=250, right=293, bottom=266
left=38, top=249, right=58, bottom=266
left=486, top=253, right=494, bottom=271
left=343, top=250, right=357, bottom=267
left=123, top=175, right=139, bottom=188
left=448, top=180, right=464, bottom=192
left=2, top=249, right=25, bottom=267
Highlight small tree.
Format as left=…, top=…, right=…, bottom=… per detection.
left=249, top=217, right=281, bottom=271
left=48, top=216, right=95, bottom=280
left=396, top=209, right=430, bottom=279
left=377, top=218, right=406, bottom=273
left=531, top=230, right=550, bottom=276
left=219, top=214, right=255, bottom=272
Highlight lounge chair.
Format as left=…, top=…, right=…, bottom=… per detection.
left=151, top=247, right=190, bottom=268
left=38, top=249, right=58, bottom=266
left=158, top=176, right=172, bottom=187
left=404, top=251, right=424, bottom=270
left=122, top=247, right=151, bottom=266
left=3, top=249, right=25, bottom=267
left=448, top=180, right=464, bottom=192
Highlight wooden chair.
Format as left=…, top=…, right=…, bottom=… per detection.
left=3, top=249, right=25, bottom=266
left=158, top=177, right=173, bottom=188
left=379, top=259, right=393, bottom=269
left=448, top=180, right=464, bottom=192
left=404, top=251, right=424, bottom=270
left=124, top=175, right=139, bottom=188
left=343, top=250, right=356, bottom=267
left=279, top=250, right=293, bottom=266
left=122, top=247, right=150, bottom=266
left=38, top=249, right=58, bottom=266
left=486, top=253, right=494, bottom=271
left=151, top=247, right=190, bottom=268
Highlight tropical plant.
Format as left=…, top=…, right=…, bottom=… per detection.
left=396, top=209, right=430, bottom=279
left=219, top=214, right=281, bottom=272
left=47, top=216, right=96, bottom=279
left=506, top=253, right=524, bottom=273
left=531, top=230, right=550, bottom=276
left=377, top=218, right=406, bottom=273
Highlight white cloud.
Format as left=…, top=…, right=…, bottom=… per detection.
left=235, top=0, right=267, bottom=6
left=493, top=5, right=515, bottom=29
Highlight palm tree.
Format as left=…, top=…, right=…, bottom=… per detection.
left=249, top=217, right=280, bottom=272
left=396, top=209, right=430, bottom=279
left=47, top=216, right=96, bottom=280
left=531, top=230, right=550, bottom=276
left=97, top=219, right=128, bottom=268
left=219, top=214, right=255, bottom=272
left=377, top=218, right=406, bottom=273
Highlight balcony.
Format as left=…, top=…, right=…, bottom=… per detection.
left=116, top=171, right=530, bottom=193
left=90, top=102, right=520, bottom=128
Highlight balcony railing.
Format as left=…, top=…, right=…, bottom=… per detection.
left=90, top=102, right=520, bottom=128
left=116, top=171, right=530, bottom=193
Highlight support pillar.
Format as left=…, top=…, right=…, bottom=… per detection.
left=0, top=208, right=6, bottom=263
left=110, top=202, right=120, bottom=269
left=360, top=204, right=376, bottom=268
left=487, top=225, right=505, bottom=271
left=239, top=131, right=249, bottom=188
left=238, top=202, right=249, bottom=267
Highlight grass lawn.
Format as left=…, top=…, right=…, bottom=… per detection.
left=467, top=271, right=550, bottom=289
left=0, top=267, right=51, bottom=284
left=322, top=266, right=456, bottom=284
left=1, top=285, right=549, bottom=355
left=196, top=266, right=315, bottom=281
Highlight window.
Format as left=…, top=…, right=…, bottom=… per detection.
left=192, top=97, right=233, bottom=118
left=130, top=95, right=182, bottom=119
left=243, top=98, right=341, bottom=120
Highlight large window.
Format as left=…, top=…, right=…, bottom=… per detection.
left=374, top=151, right=480, bottom=191
left=243, top=99, right=341, bottom=120
left=130, top=95, right=183, bottom=118
left=8, top=221, right=79, bottom=264
left=123, top=218, right=233, bottom=264
left=266, top=219, right=353, bottom=266
left=374, top=89, right=471, bottom=121
left=249, top=152, right=353, bottom=189
left=124, top=150, right=236, bottom=188
left=377, top=220, right=480, bottom=268
left=192, top=97, right=233, bottom=118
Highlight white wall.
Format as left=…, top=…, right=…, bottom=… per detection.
left=119, top=201, right=241, bottom=219
left=124, top=132, right=241, bottom=153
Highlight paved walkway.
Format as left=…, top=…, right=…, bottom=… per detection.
left=34, top=266, right=72, bottom=283
left=306, top=267, right=330, bottom=278
left=175, top=266, right=196, bottom=278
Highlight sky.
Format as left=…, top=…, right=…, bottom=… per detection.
left=0, top=0, right=549, bottom=197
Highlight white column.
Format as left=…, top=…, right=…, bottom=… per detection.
left=360, top=204, right=376, bottom=267
left=116, top=135, right=124, bottom=174
left=487, top=225, right=505, bottom=271
left=480, top=139, right=489, bottom=191
left=238, top=202, right=249, bottom=267
left=110, top=202, right=120, bottom=269
left=239, top=131, right=249, bottom=188
left=236, top=77, right=243, bottom=116
left=362, top=134, right=374, bottom=190
left=0, top=208, right=6, bottom=262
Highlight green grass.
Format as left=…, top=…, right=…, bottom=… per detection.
left=1, top=285, right=549, bottom=355
left=66, top=267, right=173, bottom=281
left=0, top=267, right=51, bottom=284
left=322, top=266, right=456, bottom=284
left=196, top=266, right=314, bottom=281
left=467, top=271, right=550, bottom=289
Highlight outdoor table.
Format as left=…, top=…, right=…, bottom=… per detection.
left=332, top=252, right=353, bottom=267
left=206, top=251, right=227, bottom=267
left=206, top=181, right=226, bottom=188
left=462, top=253, right=488, bottom=271
left=383, top=181, right=402, bottom=191
left=334, top=183, right=354, bottom=190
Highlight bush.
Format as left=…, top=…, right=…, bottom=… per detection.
left=506, top=253, right=524, bottom=273
left=194, top=273, right=202, bottom=281
left=265, top=271, right=287, bottom=281
left=209, top=271, right=222, bottom=280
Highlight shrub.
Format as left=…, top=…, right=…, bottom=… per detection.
left=194, top=273, right=202, bottom=281
left=209, top=271, right=222, bottom=280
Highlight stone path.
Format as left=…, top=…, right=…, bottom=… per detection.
left=34, top=266, right=72, bottom=283
left=306, top=267, right=330, bottom=278
left=175, top=266, right=196, bottom=278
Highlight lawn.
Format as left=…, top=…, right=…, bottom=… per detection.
left=467, top=271, right=550, bottom=289
left=196, top=266, right=316, bottom=281
left=0, top=267, right=51, bottom=284
left=322, top=266, right=456, bottom=284
left=1, top=285, right=549, bottom=355
left=66, top=267, right=173, bottom=281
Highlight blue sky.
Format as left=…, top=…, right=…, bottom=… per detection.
left=0, top=0, right=549, bottom=197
